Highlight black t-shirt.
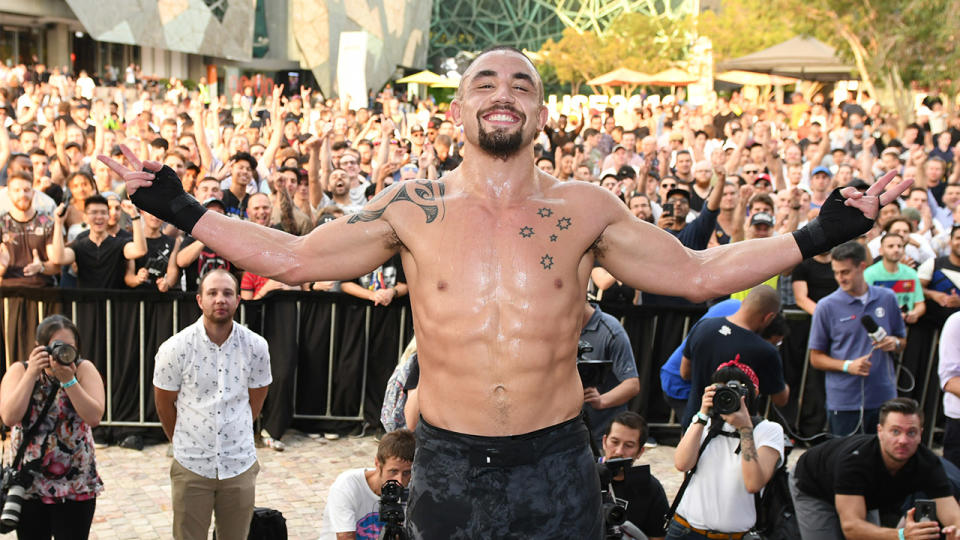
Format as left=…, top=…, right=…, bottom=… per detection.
left=68, top=230, right=129, bottom=289
left=133, top=234, right=177, bottom=291
left=713, top=111, right=739, bottom=136
left=682, top=316, right=786, bottom=422
left=610, top=465, right=669, bottom=538
left=220, top=191, right=248, bottom=219
left=796, top=435, right=951, bottom=512
left=791, top=257, right=838, bottom=302
left=180, top=235, right=242, bottom=292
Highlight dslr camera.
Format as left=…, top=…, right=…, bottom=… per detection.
left=45, top=340, right=78, bottom=366
left=378, top=479, right=408, bottom=540
left=143, top=256, right=168, bottom=278
left=0, top=468, right=33, bottom=533
left=711, top=381, right=749, bottom=416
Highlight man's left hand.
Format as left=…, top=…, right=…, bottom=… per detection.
left=584, top=387, right=604, bottom=409
left=875, top=336, right=901, bottom=353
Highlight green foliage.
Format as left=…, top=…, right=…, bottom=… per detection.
left=697, top=0, right=796, bottom=63
left=536, top=13, right=695, bottom=93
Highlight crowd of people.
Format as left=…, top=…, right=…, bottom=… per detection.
left=1, top=52, right=960, bottom=539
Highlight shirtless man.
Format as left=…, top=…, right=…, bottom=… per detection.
left=101, top=46, right=908, bottom=538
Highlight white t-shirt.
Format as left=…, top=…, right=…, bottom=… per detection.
left=318, top=468, right=382, bottom=540
left=675, top=419, right=785, bottom=533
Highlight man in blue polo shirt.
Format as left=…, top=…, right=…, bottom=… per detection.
left=809, top=241, right=906, bottom=436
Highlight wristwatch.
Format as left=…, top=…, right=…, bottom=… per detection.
left=692, top=411, right=709, bottom=425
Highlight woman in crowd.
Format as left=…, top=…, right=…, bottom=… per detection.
left=0, top=315, right=105, bottom=540
left=667, top=361, right=784, bottom=540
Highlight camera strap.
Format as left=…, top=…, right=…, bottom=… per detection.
left=663, top=421, right=725, bottom=529
left=9, top=382, right=60, bottom=473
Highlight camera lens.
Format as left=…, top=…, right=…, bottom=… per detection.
left=713, top=384, right=741, bottom=415
left=47, top=341, right=78, bottom=365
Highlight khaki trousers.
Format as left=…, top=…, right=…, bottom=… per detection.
left=170, top=459, right=259, bottom=540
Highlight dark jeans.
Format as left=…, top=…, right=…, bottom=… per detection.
left=828, top=408, right=879, bottom=436
left=408, top=416, right=602, bottom=539
left=16, top=498, right=96, bottom=540
left=944, top=417, right=960, bottom=469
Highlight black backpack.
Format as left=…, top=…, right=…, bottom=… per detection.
left=248, top=507, right=287, bottom=540
left=751, top=460, right=800, bottom=540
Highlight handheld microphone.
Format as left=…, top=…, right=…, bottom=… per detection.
left=861, top=315, right=887, bottom=343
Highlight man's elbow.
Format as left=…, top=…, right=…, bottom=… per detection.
left=773, top=386, right=790, bottom=406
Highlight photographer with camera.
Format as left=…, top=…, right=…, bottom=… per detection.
left=125, top=210, right=181, bottom=291
left=790, top=397, right=960, bottom=540
left=319, top=429, right=415, bottom=540
left=0, top=315, right=105, bottom=539
left=667, top=361, right=784, bottom=540
left=599, top=412, right=669, bottom=540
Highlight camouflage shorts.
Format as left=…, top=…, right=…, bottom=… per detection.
left=406, top=416, right=602, bottom=539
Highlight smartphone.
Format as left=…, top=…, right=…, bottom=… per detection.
left=915, top=499, right=938, bottom=523
left=662, top=202, right=675, bottom=217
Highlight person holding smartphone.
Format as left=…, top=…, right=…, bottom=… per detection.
left=790, top=398, right=960, bottom=540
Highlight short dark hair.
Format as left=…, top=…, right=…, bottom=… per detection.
left=879, top=397, right=923, bottom=425
left=881, top=232, right=905, bottom=246
left=84, top=194, right=109, bottom=211
left=230, top=151, right=258, bottom=170
left=36, top=314, right=81, bottom=355
left=377, top=428, right=416, bottom=463
left=459, top=45, right=544, bottom=103
left=831, top=240, right=867, bottom=265
left=604, top=411, right=648, bottom=443
left=884, top=216, right=914, bottom=234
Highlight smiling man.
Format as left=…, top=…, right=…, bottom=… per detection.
left=103, top=45, right=909, bottom=537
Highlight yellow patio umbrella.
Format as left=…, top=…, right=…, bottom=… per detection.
left=396, top=70, right=446, bottom=85
left=586, top=67, right=651, bottom=87
left=715, top=70, right=799, bottom=86
left=646, top=67, right=699, bottom=86
left=431, top=76, right=462, bottom=89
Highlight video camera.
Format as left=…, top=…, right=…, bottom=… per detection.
left=596, top=458, right=648, bottom=540
left=378, top=479, right=408, bottom=540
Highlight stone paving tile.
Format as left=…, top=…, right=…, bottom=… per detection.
left=90, top=430, right=806, bottom=539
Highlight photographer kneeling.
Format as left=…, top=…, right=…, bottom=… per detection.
left=667, top=360, right=784, bottom=540
left=0, top=315, right=105, bottom=540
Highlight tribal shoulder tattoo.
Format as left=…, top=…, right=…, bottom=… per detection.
left=347, top=181, right=446, bottom=224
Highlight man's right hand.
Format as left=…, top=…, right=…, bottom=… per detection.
left=584, top=387, right=603, bottom=409
left=903, top=508, right=943, bottom=539
left=26, top=345, right=51, bottom=379
left=657, top=215, right=675, bottom=230
left=848, top=354, right=872, bottom=376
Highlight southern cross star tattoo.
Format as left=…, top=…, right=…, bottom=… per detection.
left=549, top=234, right=558, bottom=242
left=537, top=207, right=553, bottom=218
left=519, top=226, right=535, bottom=238
left=556, top=217, right=572, bottom=230
left=540, top=254, right=554, bottom=270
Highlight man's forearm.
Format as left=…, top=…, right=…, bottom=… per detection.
left=599, top=377, right=640, bottom=408
left=155, top=399, right=177, bottom=441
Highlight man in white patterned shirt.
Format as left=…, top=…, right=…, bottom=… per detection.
left=153, top=268, right=272, bottom=540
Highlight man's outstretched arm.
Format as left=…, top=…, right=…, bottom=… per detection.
left=100, top=145, right=402, bottom=285
left=597, top=170, right=909, bottom=302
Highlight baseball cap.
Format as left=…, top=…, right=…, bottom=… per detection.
left=612, top=144, right=626, bottom=152
left=600, top=168, right=619, bottom=181
left=881, top=147, right=901, bottom=157
left=722, top=140, right=738, bottom=152
left=669, top=132, right=684, bottom=142
left=202, top=197, right=225, bottom=209
left=666, top=188, right=691, bottom=202
left=750, top=212, right=775, bottom=227
left=754, top=173, right=773, bottom=186
left=811, top=166, right=832, bottom=178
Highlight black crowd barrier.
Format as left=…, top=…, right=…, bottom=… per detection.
left=0, top=287, right=949, bottom=446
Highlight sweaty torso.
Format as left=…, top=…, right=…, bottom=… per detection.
left=383, top=172, right=611, bottom=436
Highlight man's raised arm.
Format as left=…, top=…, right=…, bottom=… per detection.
left=100, top=145, right=400, bottom=285
left=597, top=170, right=909, bottom=302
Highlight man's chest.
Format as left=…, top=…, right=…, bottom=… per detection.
left=397, top=199, right=602, bottom=291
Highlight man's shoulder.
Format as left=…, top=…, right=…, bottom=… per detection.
left=330, top=468, right=373, bottom=495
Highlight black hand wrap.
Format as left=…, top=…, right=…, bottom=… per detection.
left=130, top=165, right=206, bottom=234
left=791, top=187, right=874, bottom=259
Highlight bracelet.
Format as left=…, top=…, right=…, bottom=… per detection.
left=130, top=215, right=141, bottom=220
left=842, top=360, right=852, bottom=373
left=898, top=527, right=905, bottom=540
left=60, top=376, right=78, bottom=389
left=692, top=411, right=709, bottom=425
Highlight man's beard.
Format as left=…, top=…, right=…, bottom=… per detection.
left=12, top=198, right=32, bottom=213
left=476, top=107, right=529, bottom=161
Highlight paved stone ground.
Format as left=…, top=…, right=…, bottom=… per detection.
left=90, top=430, right=806, bottom=539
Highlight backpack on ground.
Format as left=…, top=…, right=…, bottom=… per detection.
left=751, top=460, right=800, bottom=540
left=247, top=507, right=287, bottom=540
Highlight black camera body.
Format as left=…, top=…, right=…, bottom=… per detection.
left=712, top=381, right=749, bottom=416
left=378, top=479, right=408, bottom=540
left=143, top=256, right=168, bottom=278
left=44, top=340, right=78, bottom=366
